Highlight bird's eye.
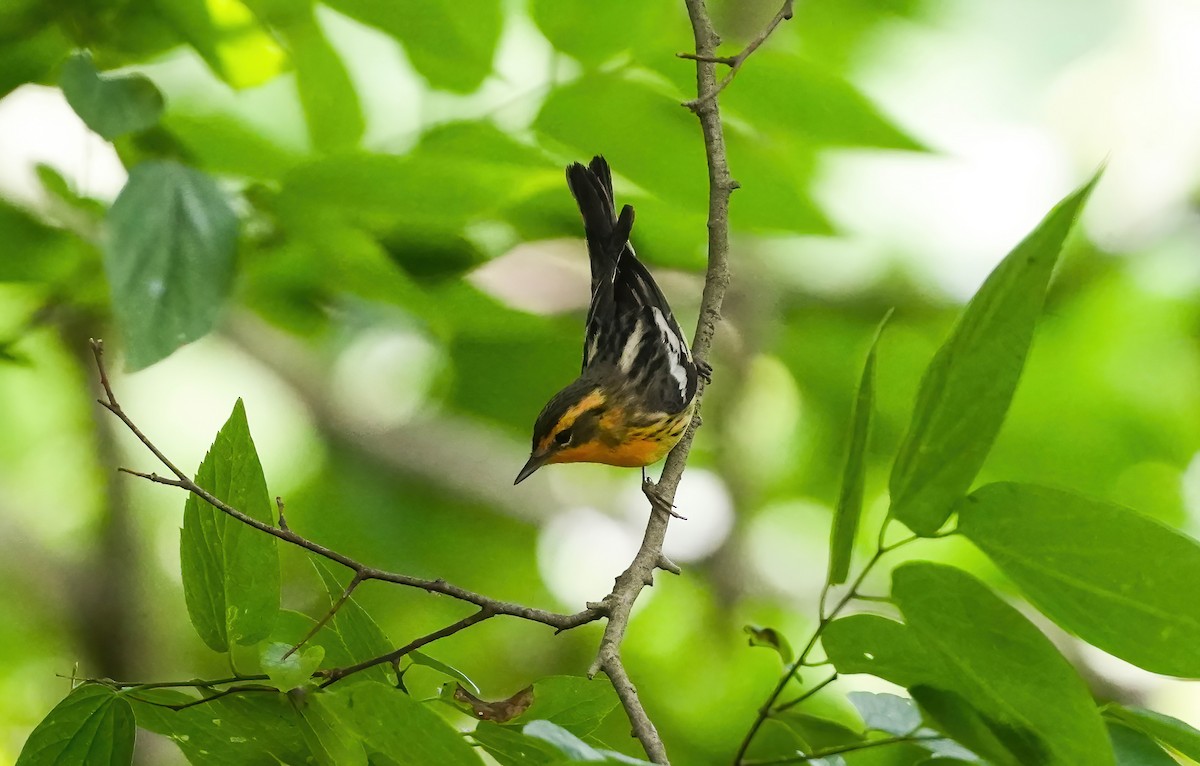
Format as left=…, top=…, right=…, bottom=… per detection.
left=554, top=429, right=573, bottom=446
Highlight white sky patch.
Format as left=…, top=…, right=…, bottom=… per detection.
left=651, top=307, right=688, bottom=397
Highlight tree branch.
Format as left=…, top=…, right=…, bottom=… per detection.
left=90, top=339, right=602, bottom=634
left=681, top=0, right=795, bottom=110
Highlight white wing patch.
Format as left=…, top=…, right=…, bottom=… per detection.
left=619, top=319, right=644, bottom=374
left=652, top=307, right=688, bottom=397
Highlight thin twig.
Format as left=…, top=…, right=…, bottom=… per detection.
left=319, top=608, right=494, bottom=687
left=741, top=734, right=945, bottom=765
left=283, top=573, right=364, bottom=660
left=731, top=519, right=916, bottom=764
left=129, top=684, right=279, bottom=711
left=681, top=0, right=795, bottom=110
left=91, top=339, right=602, bottom=634
left=774, top=673, right=837, bottom=713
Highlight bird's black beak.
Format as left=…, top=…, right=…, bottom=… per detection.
left=514, top=451, right=549, bottom=485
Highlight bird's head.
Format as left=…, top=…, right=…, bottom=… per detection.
left=515, top=379, right=610, bottom=484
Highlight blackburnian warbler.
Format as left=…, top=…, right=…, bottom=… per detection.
left=515, top=156, right=709, bottom=486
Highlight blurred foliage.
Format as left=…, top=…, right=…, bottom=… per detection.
left=2, top=0, right=1200, bottom=765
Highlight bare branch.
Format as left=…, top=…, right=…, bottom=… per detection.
left=284, top=573, right=364, bottom=660
left=319, top=608, right=494, bottom=687
left=740, top=734, right=946, bottom=766
left=683, top=0, right=795, bottom=110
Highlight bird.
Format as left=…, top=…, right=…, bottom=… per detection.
left=514, top=156, right=709, bottom=501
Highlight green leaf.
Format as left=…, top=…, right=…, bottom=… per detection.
left=522, top=720, right=603, bottom=760
left=846, top=691, right=921, bottom=736
left=528, top=0, right=674, bottom=68
left=1108, top=722, right=1177, bottom=766
left=130, top=688, right=309, bottom=765
left=770, top=711, right=864, bottom=751
left=59, top=51, right=164, bottom=140
left=1105, top=705, right=1200, bottom=761
left=17, top=684, right=135, bottom=766
left=296, top=690, right=368, bottom=766
left=829, top=312, right=889, bottom=583
left=180, top=399, right=280, bottom=652
left=103, top=160, right=238, bottom=370
left=260, top=641, right=324, bottom=691
left=150, top=0, right=285, bottom=89
left=889, top=172, right=1101, bottom=535
left=744, top=625, right=794, bottom=664
left=320, top=0, right=501, bottom=93
left=721, top=51, right=926, bottom=151
left=410, top=650, right=479, bottom=694
left=313, top=562, right=394, bottom=686
left=285, top=10, right=364, bottom=152
left=0, top=200, right=83, bottom=283
left=334, top=682, right=483, bottom=765
left=959, top=482, right=1200, bottom=676
left=912, top=686, right=1019, bottom=766
left=822, top=614, right=935, bottom=688
left=471, top=721, right=560, bottom=766
left=893, top=563, right=1114, bottom=766
left=520, top=676, right=621, bottom=737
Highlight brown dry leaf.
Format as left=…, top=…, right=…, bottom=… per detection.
left=452, top=683, right=535, bottom=722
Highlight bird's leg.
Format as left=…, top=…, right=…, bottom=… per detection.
left=642, top=472, right=686, bottom=520
left=696, top=360, right=713, bottom=384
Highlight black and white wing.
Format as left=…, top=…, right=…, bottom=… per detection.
left=565, top=156, right=698, bottom=414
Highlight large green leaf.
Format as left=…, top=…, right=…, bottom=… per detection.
left=959, top=482, right=1200, bottom=677
left=721, top=51, right=925, bottom=151
left=180, top=399, right=280, bottom=652
left=828, top=314, right=888, bottom=583
left=893, top=563, right=1114, bottom=766
left=333, top=682, right=483, bottom=765
left=889, top=172, right=1100, bottom=534
left=822, top=614, right=934, bottom=688
left=1105, top=705, right=1200, bottom=762
left=131, top=688, right=309, bottom=765
left=319, top=0, right=501, bottom=93
left=103, top=160, right=238, bottom=370
left=528, top=0, right=675, bottom=68
left=296, top=690, right=368, bottom=766
left=59, top=51, right=164, bottom=141
left=472, top=721, right=560, bottom=766
left=520, top=676, right=620, bottom=737
left=910, top=686, right=1021, bottom=766
left=284, top=8, right=364, bottom=152
left=17, top=685, right=134, bottom=766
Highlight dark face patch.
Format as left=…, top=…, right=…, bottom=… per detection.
left=531, top=379, right=606, bottom=454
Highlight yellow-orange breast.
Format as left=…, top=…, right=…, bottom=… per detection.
left=548, top=407, right=693, bottom=468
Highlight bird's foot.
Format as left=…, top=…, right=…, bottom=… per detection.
left=696, top=360, right=713, bottom=384
left=642, top=477, right=687, bottom=520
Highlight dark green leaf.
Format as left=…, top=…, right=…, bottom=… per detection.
left=889, top=172, right=1101, bottom=534
left=333, top=682, right=483, bottom=765
left=744, top=624, right=794, bottom=664
left=829, top=312, right=889, bottom=583
left=528, top=0, right=674, bottom=68
left=822, top=614, right=935, bottom=688
left=1108, top=722, right=1177, bottom=766
left=59, top=51, right=164, bottom=140
left=959, top=482, right=1200, bottom=676
left=722, top=51, right=926, bottom=151
left=520, top=676, right=621, bottom=737
left=894, top=563, right=1114, bottom=766
left=314, top=562, right=394, bottom=686
left=296, top=690, right=367, bottom=766
left=471, top=721, right=560, bottom=766
left=260, top=641, right=324, bottom=691
left=1105, top=705, right=1200, bottom=761
left=0, top=24, right=70, bottom=99
left=0, top=200, right=83, bottom=283
left=910, top=686, right=1021, bottom=766
left=319, top=0, right=501, bottom=93
left=104, top=160, right=238, bottom=370
left=131, top=688, right=308, bottom=765
left=17, top=685, right=134, bottom=766
left=180, top=399, right=280, bottom=652
left=846, top=691, right=921, bottom=736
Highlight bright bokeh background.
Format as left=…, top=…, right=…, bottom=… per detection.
left=2, top=0, right=1199, bottom=763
